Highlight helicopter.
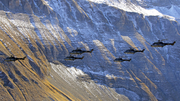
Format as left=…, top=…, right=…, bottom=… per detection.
left=70, top=48, right=94, bottom=55
left=5, top=55, right=26, bottom=62
left=114, top=57, right=131, bottom=62
left=151, top=39, right=176, bottom=47
left=64, top=55, right=84, bottom=61
left=124, top=47, right=145, bottom=54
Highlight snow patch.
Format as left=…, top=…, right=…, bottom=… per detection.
left=42, top=0, right=53, bottom=10
left=67, top=27, right=78, bottom=37
left=88, top=0, right=175, bottom=21
left=155, top=5, right=180, bottom=22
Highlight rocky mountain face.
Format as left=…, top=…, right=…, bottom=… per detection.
left=133, top=0, right=180, bottom=7
left=0, top=0, right=180, bottom=101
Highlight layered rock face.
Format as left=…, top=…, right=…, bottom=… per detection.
left=0, top=0, right=180, bottom=101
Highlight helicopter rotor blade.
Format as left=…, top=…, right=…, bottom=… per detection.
left=118, top=55, right=127, bottom=58
left=76, top=47, right=84, bottom=49
left=160, top=39, right=168, bottom=42
left=130, top=46, right=141, bottom=49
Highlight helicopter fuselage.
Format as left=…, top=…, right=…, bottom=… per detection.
left=70, top=49, right=93, bottom=55
left=70, top=50, right=86, bottom=55
left=64, top=57, right=76, bottom=61
left=114, top=58, right=131, bottom=62
left=124, top=49, right=136, bottom=54
left=5, top=57, right=17, bottom=61
left=124, top=49, right=145, bottom=54
left=151, top=43, right=165, bottom=47
left=64, top=56, right=84, bottom=61
left=5, top=56, right=26, bottom=62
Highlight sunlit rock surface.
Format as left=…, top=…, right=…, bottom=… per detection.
left=0, top=0, right=180, bottom=101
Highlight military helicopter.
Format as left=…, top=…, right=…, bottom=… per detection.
left=114, top=57, right=131, bottom=62
left=64, top=55, right=84, bottom=61
left=151, top=39, right=176, bottom=47
left=124, top=47, right=145, bottom=54
left=5, top=55, right=26, bottom=62
left=70, top=48, right=94, bottom=55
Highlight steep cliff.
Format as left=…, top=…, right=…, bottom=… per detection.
left=0, top=0, right=180, bottom=101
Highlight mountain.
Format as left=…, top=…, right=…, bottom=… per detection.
left=0, top=0, right=180, bottom=101
left=133, top=0, right=180, bottom=22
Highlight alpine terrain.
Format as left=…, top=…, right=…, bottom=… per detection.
left=0, top=0, right=180, bottom=101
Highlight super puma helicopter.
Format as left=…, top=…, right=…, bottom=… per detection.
left=124, top=47, right=145, bottom=54
left=64, top=55, right=84, bottom=61
left=5, top=55, right=26, bottom=62
left=151, top=39, right=176, bottom=47
left=114, top=57, right=131, bottom=62
left=70, top=48, right=94, bottom=55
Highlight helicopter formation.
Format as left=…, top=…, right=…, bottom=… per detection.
left=113, top=39, right=176, bottom=62
left=114, top=47, right=145, bottom=62
left=63, top=39, right=176, bottom=62
left=3, top=39, right=176, bottom=63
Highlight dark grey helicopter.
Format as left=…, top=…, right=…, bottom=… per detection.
left=70, top=48, right=94, bottom=55
left=5, top=55, right=26, bottom=62
left=151, top=40, right=176, bottom=47
left=114, top=57, right=131, bottom=62
left=124, top=47, right=145, bottom=54
left=64, top=55, right=84, bottom=61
